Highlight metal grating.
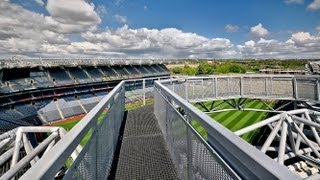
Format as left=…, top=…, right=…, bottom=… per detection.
left=115, top=105, right=178, bottom=180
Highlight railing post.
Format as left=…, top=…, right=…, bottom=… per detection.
left=215, top=77, right=218, bottom=98
left=250, top=77, right=252, bottom=95
left=172, top=81, right=175, bottom=93
left=240, top=77, right=243, bottom=97
left=227, top=77, right=230, bottom=96
left=270, top=77, right=273, bottom=96
left=185, top=79, right=188, bottom=101
left=143, top=79, right=146, bottom=105
left=317, top=80, right=320, bottom=101
left=265, top=77, right=268, bottom=97
left=185, top=115, right=193, bottom=180
left=202, top=79, right=204, bottom=99
left=212, top=77, right=215, bottom=98
left=192, top=81, right=195, bottom=100
left=292, top=77, right=298, bottom=99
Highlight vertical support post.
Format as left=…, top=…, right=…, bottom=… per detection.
left=227, top=77, right=230, bottom=96
left=186, top=115, right=193, bottom=180
left=240, top=77, right=243, bottom=97
left=185, top=79, right=189, bottom=101
left=215, top=77, right=218, bottom=98
left=212, top=77, right=215, bottom=98
left=292, top=77, right=298, bottom=100
left=172, top=81, right=175, bottom=93
left=250, top=77, right=252, bottom=95
left=192, top=81, right=195, bottom=100
left=270, top=77, right=274, bottom=96
left=317, top=80, right=320, bottom=101
left=143, top=79, right=146, bottom=106
left=202, top=79, right=204, bottom=99
left=265, top=77, right=268, bottom=97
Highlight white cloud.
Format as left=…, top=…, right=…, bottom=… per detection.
left=316, top=25, right=320, bottom=32
left=290, top=31, right=320, bottom=48
left=284, top=0, right=304, bottom=4
left=250, top=23, right=268, bottom=37
left=237, top=31, right=320, bottom=58
left=224, top=24, right=239, bottom=33
left=34, top=0, right=44, bottom=6
left=245, top=40, right=255, bottom=47
left=96, top=5, right=107, bottom=18
left=114, top=14, right=127, bottom=24
left=46, top=0, right=100, bottom=33
left=81, top=25, right=233, bottom=58
left=0, top=1, right=320, bottom=59
left=308, top=0, right=320, bottom=10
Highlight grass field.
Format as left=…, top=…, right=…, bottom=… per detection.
left=193, top=99, right=276, bottom=143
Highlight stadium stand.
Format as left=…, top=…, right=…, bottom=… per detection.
left=48, top=67, right=74, bottom=85
left=305, top=61, right=320, bottom=75
left=85, top=67, right=105, bottom=81
left=67, top=67, right=91, bottom=83
left=0, top=59, right=170, bottom=132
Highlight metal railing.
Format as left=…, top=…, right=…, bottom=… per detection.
left=10, top=74, right=319, bottom=179
left=165, top=75, right=320, bottom=103
left=124, top=76, right=170, bottom=106
left=154, top=79, right=300, bottom=179
left=20, top=81, right=125, bottom=179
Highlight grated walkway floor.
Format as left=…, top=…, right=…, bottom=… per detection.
left=115, top=105, right=178, bottom=180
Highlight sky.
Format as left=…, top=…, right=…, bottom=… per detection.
left=0, top=0, right=320, bottom=59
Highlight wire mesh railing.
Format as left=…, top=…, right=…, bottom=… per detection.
left=154, top=79, right=300, bottom=179
left=20, top=81, right=125, bottom=179
left=163, top=75, right=320, bottom=102
left=154, top=89, right=238, bottom=179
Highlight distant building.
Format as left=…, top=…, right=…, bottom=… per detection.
left=259, top=68, right=305, bottom=75
left=305, top=61, right=320, bottom=75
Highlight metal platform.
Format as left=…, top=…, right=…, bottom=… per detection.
left=115, top=105, right=178, bottom=180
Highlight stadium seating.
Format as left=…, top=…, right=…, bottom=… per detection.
left=85, top=67, right=105, bottom=81
left=48, top=68, right=74, bottom=85
left=100, top=66, right=119, bottom=80
left=0, top=63, right=170, bottom=132
left=67, top=67, right=92, bottom=83
left=124, top=66, right=141, bottom=78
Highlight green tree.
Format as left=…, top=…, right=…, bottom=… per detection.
left=198, top=62, right=215, bottom=74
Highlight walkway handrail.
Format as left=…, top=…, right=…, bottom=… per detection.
left=154, top=80, right=300, bottom=179
left=20, top=81, right=125, bottom=179
left=160, top=75, right=320, bottom=103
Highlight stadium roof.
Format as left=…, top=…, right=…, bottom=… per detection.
left=0, top=58, right=182, bottom=69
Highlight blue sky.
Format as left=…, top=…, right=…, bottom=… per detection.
left=0, top=0, right=320, bottom=58
left=101, top=0, right=320, bottom=41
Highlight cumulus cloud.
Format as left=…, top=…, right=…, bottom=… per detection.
left=224, top=24, right=239, bottom=33
left=46, top=0, right=100, bottom=33
left=284, top=0, right=304, bottom=4
left=34, top=0, right=44, bottom=6
left=250, top=23, right=268, bottom=37
left=0, top=1, right=320, bottom=59
left=290, top=32, right=320, bottom=48
left=237, top=31, right=320, bottom=58
left=114, top=14, right=127, bottom=24
left=308, top=0, right=320, bottom=10
left=81, top=25, right=234, bottom=58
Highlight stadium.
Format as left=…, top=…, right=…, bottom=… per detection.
left=0, top=57, right=320, bottom=179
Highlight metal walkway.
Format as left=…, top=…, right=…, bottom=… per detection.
left=115, top=105, right=178, bottom=180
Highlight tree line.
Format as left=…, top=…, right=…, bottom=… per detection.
left=170, top=62, right=247, bottom=75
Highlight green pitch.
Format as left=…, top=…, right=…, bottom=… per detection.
left=193, top=99, right=276, bottom=143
